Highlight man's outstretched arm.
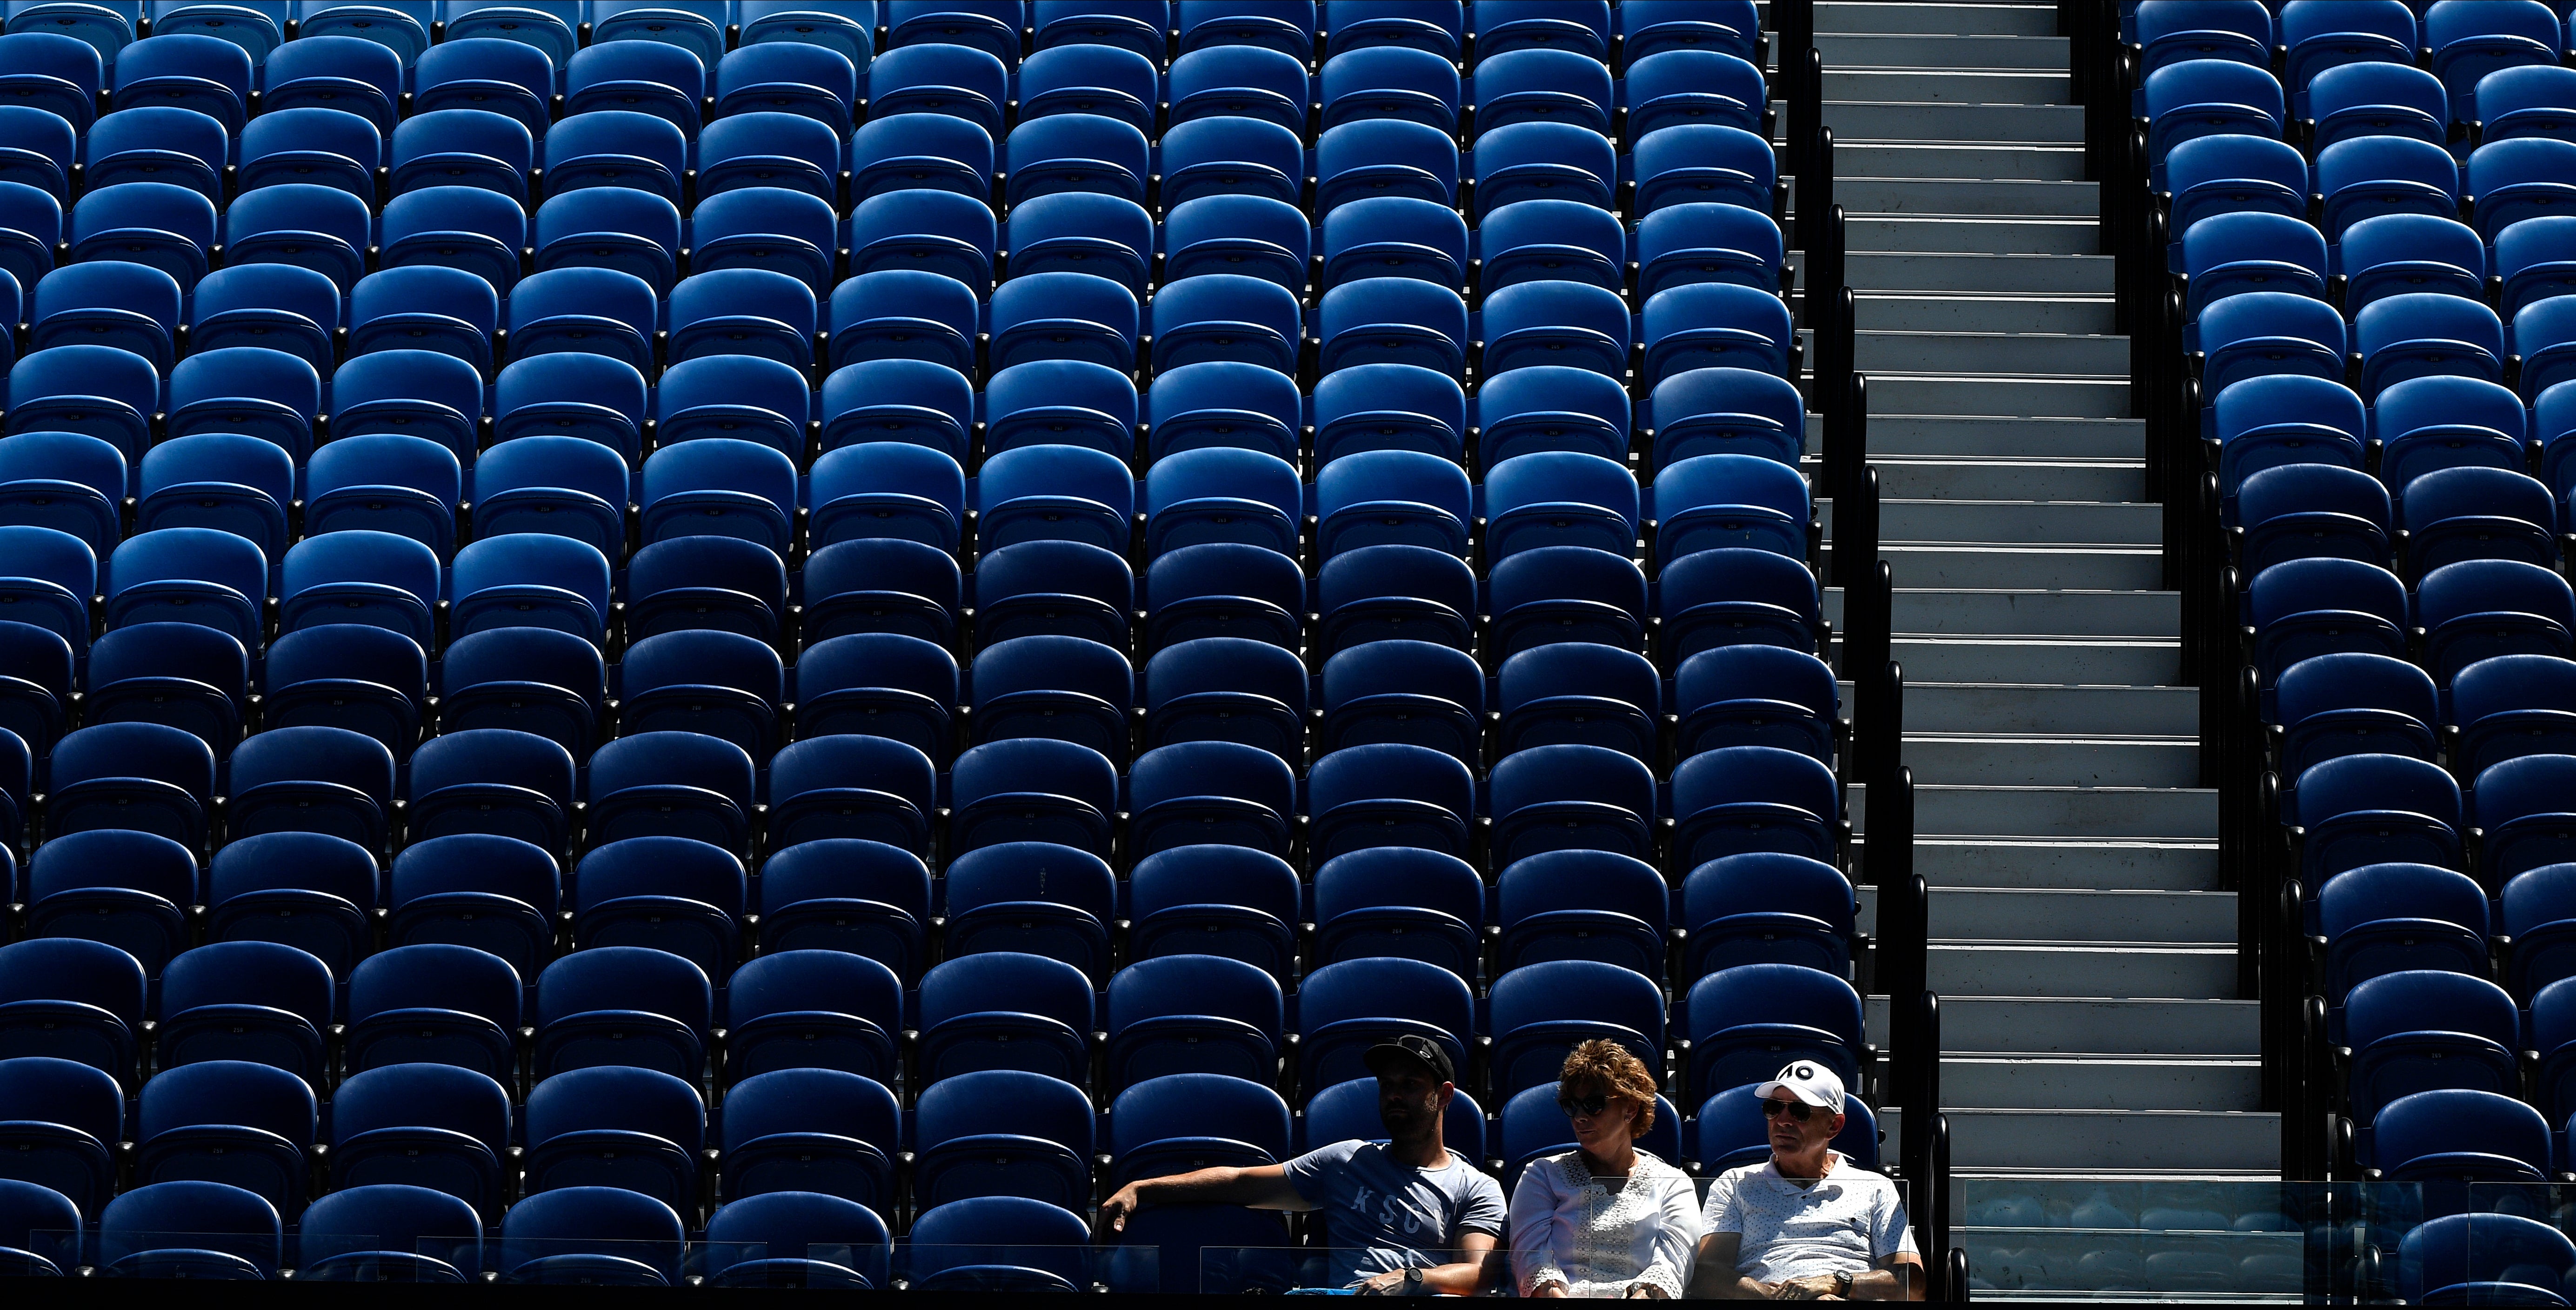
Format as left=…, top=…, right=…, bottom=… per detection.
left=1094, top=1163, right=1313, bottom=1239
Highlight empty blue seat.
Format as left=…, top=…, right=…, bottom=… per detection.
left=0, top=1056, right=117, bottom=1222
left=915, top=1069, right=1094, bottom=1210
left=985, top=358, right=1137, bottom=461
left=1147, top=270, right=1303, bottom=375
left=810, top=442, right=969, bottom=555
left=564, top=38, right=704, bottom=135
left=2474, top=754, right=2576, bottom=881
left=1141, top=635, right=1308, bottom=760
left=238, top=106, right=380, bottom=201
left=1674, top=643, right=1839, bottom=764
left=1003, top=112, right=1150, bottom=208
left=1127, top=845, right=1300, bottom=976
left=1143, top=541, right=1305, bottom=651
left=2346, top=970, right=2518, bottom=1127
left=714, top=40, right=856, bottom=131
left=917, top=950, right=1094, bottom=1086
left=165, top=346, right=321, bottom=464
left=153, top=943, right=332, bottom=1083
left=2355, top=292, right=2505, bottom=399
left=406, top=731, right=574, bottom=868
left=294, top=0, right=430, bottom=63
left=703, top=1191, right=889, bottom=1290
left=761, top=730, right=932, bottom=852
left=380, top=847, right=554, bottom=995
left=133, top=1058, right=315, bottom=1210
left=2470, top=62, right=2576, bottom=145
left=0, top=523, right=91, bottom=648
left=349, top=266, right=499, bottom=374
left=1490, top=742, right=1656, bottom=864
left=447, top=533, right=612, bottom=647
left=1495, top=546, right=1649, bottom=655
left=1103, top=952, right=1283, bottom=1094
left=2317, top=862, right=2489, bottom=1006
left=0, top=429, right=122, bottom=556
left=97, top=1180, right=279, bottom=1280
left=0, top=182, right=55, bottom=292
left=1169, top=192, right=1316, bottom=291
left=2195, top=290, right=2349, bottom=396
left=1017, top=39, right=1156, bottom=134
left=1156, top=111, right=1303, bottom=207
left=1474, top=197, right=1625, bottom=294
left=1629, top=122, right=1775, bottom=217
left=2515, top=294, right=2576, bottom=403
left=801, top=537, right=961, bottom=646
left=2208, top=374, right=2367, bottom=512
left=522, top=1065, right=703, bottom=1216
left=1671, top=744, right=1839, bottom=866
left=1471, top=120, right=1613, bottom=218
left=24, top=830, right=195, bottom=975
left=792, top=632, right=961, bottom=762
left=226, top=723, right=394, bottom=851
left=1640, top=281, right=1794, bottom=383
left=2291, top=753, right=2464, bottom=889
left=2281, top=0, right=2414, bottom=102
left=2338, top=214, right=2484, bottom=325
left=865, top=40, right=1006, bottom=135
left=948, top=737, right=1119, bottom=856
left=1317, top=543, right=1476, bottom=656
left=218, top=183, right=371, bottom=294
left=28, top=262, right=175, bottom=379
left=753, top=840, right=932, bottom=978
left=1169, top=43, right=1308, bottom=135
left=1145, top=360, right=1301, bottom=463
left=547, top=108, right=691, bottom=203
left=907, top=1195, right=1094, bottom=1293
left=2140, top=57, right=2285, bottom=190
left=667, top=267, right=818, bottom=368
left=43, top=725, right=213, bottom=851
left=84, top=621, right=245, bottom=754
left=2316, top=135, right=2462, bottom=243
left=2236, top=463, right=2392, bottom=575
left=2307, top=59, right=2447, bottom=159
left=1295, top=956, right=1474, bottom=1094
left=1495, top=849, right=1670, bottom=978
left=620, top=626, right=787, bottom=761
left=81, top=105, right=223, bottom=206
left=972, top=540, right=1131, bottom=651
left=1321, top=43, right=1455, bottom=134
left=1143, top=448, right=1299, bottom=558
left=1683, top=962, right=1865, bottom=1102
left=2427, top=0, right=2561, bottom=123
left=1318, top=637, right=1483, bottom=762
left=1496, top=640, right=1659, bottom=760
left=0, top=619, right=69, bottom=751
left=1315, top=117, right=1457, bottom=214
left=717, top=1067, right=899, bottom=1213
left=497, top=1186, right=684, bottom=1286
left=2420, top=557, right=2576, bottom=682
left=967, top=634, right=1132, bottom=760
left=277, top=529, right=438, bottom=649
left=0, top=31, right=96, bottom=131
left=380, top=184, right=527, bottom=292
left=688, top=186, right=838, bottom=294
left=638, top=437, right=797, bottom=553
left=1315, top=449, right=1470, bottom=557
left=1003, top=191, right=1155, bottom=295
left=2455, top=654, right=2576, bottom=778
left=1488, top=960, right=1665, bottom=1096
left=439, top=0, right=575, bottom=64
left=345, top=949, right=520, bottom=1078
left=203, top=832, right=377, bottom=979
left=112, top=31, right=247, bottom=128
left=973, top=443, right=1135, bottom=554
left=724, top=954, right=903, bottom=1087
left=943, top=840, right=1117, bottom=982
left=0, top=939, right=141, bottom=1082
left=532, top=945, right=712, bottom=1082
left=0, top=104, right=68, bottom=202
left=259, top=32, right=396, bottom=129
left=592, top=727, right=762, bottom=851
left=187, top=266, right=338, bottom=383
left=2402, top=466, right=2556, bottom=576
left=2246, top=558, right=2410, bottom=704
left=306, top=435, right=461, bottom=560
left=570, top=836, right=744, bottom=976
left=826, top=276, right=979, bottom=382
left=1307, top=742, right=1476, bottom=862
left=2398, top=1210, right=2576, bottom=1303
left=1312, top=846, right=1483, bottom=976
left=298, top=1183, right=484, bottom=1283
left=69, top=180, right=215, bottom=290
left=393, top=105, right=534, bottom=201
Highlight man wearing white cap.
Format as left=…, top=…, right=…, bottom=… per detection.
left=1686, top=1062, right=1922, bottom=1300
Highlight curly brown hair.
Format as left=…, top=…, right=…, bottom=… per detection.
left=1557, top=1038, right=1659, bottom=1135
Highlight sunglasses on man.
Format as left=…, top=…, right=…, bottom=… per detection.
left=1762, top=1099, right=1820, bottom=1122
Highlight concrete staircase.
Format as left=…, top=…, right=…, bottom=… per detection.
left=1804, top=0, right=2278, bottom=1177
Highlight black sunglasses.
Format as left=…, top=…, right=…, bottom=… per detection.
left=1762, top=1099, right=1818, bottom=1122
left=1558, top=1093, right=1610, bottom=1117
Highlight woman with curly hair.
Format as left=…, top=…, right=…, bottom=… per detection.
left=1508, top=1038, right=1702, bottom=1298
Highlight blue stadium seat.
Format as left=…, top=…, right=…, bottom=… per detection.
left=2245, top=559, right=2410, bottom=705
left=1002, top=192, right=1155, bottom=295
left=547, top=108, right=690, bottom=200
left=2522, top=866, right=2576, bottom=1004
left=585, top=729, right=757, bottom=852
left=496, top=1186, right=684, bottom=1286
left=508, top=268, right=659, bottom=370
left=666, top=268, right=818, bottom=368
left=435, top=627, right=606, bottom=760
left=1629, top=122, right=1775, bottom=216
left=943, top=840, right=1117, bottom=982
left=753, top=839, right=932, bottom=976
left=1489, top=959, right=1666, bottom=1096
left=1104, top=953, right=1283, bottom=1092
left=1295, top=956, right=1474, bottom=1093
left=1308, top=741, right=1477, bottom=862
left=1475, top=198, right=1626, bottom=294
left=2291, top=753, right=2464, bottom=889
left=791, top=632, right=960, bottom=762
left=2208, top=374, right=2366, bottom=512
left=1156, top=112, right=1303, bottom=207
left=0, top=619, right=69, bottom=750
left=189, top=264, right=340, bottom=380
left=1495, top=849, right=1670, bottom=978
left=916, top=1069, right=1094, bottom=1210
left=1169, top=192, right=1317, bottom=291
left=801, top=538, right=961, bottom=646
left=531, top=944, right=712, bottom=1081
left=1127, top=740, right=1297, bottom=859
left=2513, top=295, right=2576, bottom=403
left=2401, top=466, right=2556, bottom=575
left=717, top=1067, right=900, bottom=1210
left=30, top=261, right=177, bottom=374
left=2398, top=1211, right=2576, bottom=1303
left=973, top=443, right=1136, bottom=554
left=1318, top=637, right=1483, bottom=761
left=1471, top=120, right=1613, bottom=217
left=522, top=1065, right=704, bottom=1216
left=2176, top=211, right=2324, bottom=327
left=864, top=40, right=1008, bottom=135
left=439, top=0, right=576, bottom=65
left=1143, top=542, right=1305, bottom=651
left=1670, top=744, right=1838, bottom=866
left=258, top=33, right=397, bottom=132
left=277, top=529, right=438, bottom=648
left=1018, top=40, right=1157, bottom=132
left=1143, top=448, right=1299, bottom=558
left=1674, top=643, right=1839, bottom=763
left=2134, top=0, right=2272, bottom=76
left=703, top=1191, right=891, bottom=1290
left=0, top=1056, right=120, bottom=1217
left=985, top=359, right=1137, bottom=461
left=1490, top=743, right=1657, bottom=864
left=1141, top=635, right=1308, bottom=761
left=2454, top=655, right=2576, bottom=776
left=973, top=541, right=1130, bottom=651
left=1474, top=45, right=1608, bottom=134
left=2338, top=214, right=2484, bottom=323
left=71, top=180, right=216, bottom=290
left=2281, top=0, right=2415, bottom=105
left=715, top=40, right=857, bottom=131
left=1147, top=270, right=1305, bottom=374
left=1640, top=281, right=1794, bottom=383
left=965, top=633, right=1133, bottom=759
left=1127, top=844, right=1301, bottom=976
left=384, top=830, right=553, bottom=976
left=1623, top=47, right=1763, bottom=137
left=298, top=1183, right=484, bottom=1283
left=1165, top=40, right=1307, bottom=135
left=112, top=32, right=247, bottom=128
left=294, top=0, right=431, bottom=63
left=2239, top=436, right=2396, bottom=566
left=2273, top=653, right=2438, bottom=777
left=949, top=737, right=1119, bottom=856
left=1004, top=111, right=1150, bottom=208
left=2419, top=558, right=2576, bottom=683
left=2428, top=0, right=2562, bottom=122
left=570, top=835, right=744, bottom=975
left=350, top=942, right=525, bottom=1084
left=1323, top=0, right=1459, bottom=59
left=1312, top=846, right=1483, bottom=976
left=0, top=106, right=68, bottom=201
left=1143, top=364, right=1300, bottom=466
left=917, top=950, right=1094, bottom=1085
left=1321, top=43, right=1457, bottom=132
left=42, top=727, right=213, bottom=850
left=2139, top=58, right=2284, bottom=189
left=1492, top=640, right=1659, bottom=760
left=237, top=106, right=380, bottom=201
left=97, top=1180, right=280, bottom=1280
left=2347, top=970, right=2518, bottom=1126
left=0, top=525, right=95, bottom=654
left=563, top=38, right=704, bottom=135
left=2316, top=862, right=2489, bottom=1004
left=153, top=943, right=332, bottom=1083
left=849, top=184, right=999, bottom=294
left=133, top=1058, right=315, bottom=1210
left=166, top=345, right=321, bottom=461
left=0, top=938, right=144, bottom=1083
left=1476, top=367, right=1629, bottom=474
left=0, top=31, right=97, bottom=131
left=1034, top=0, right=1170, bottom=62
left=349, top=266, right=500, bottom=374
left=1315, top=116, right=1458, bottom=214
left=826, top=278, right=979, bottom=381
left=2473, top=754, right=2576, bottom=881
left=392, top=106, right=534, bottom=200
left=906, top=1196, right=1092, bottom=1293
left=204, top=831, right=377, bottom=976
left=1471, top=0, right=1606, bottom=63
left=1314, top=449, right=1470, bottom=557
left=1683, top=962, right=1866, bottom=1101
left=724, top=952, right=902, bottom=1085
left=82, top=621, right=245, bottom=753
left=628, top=535, right=788, bottom=641
left=2314, top=134, right=2461, bottom=246
left=1109, top=1072, right=1292, bottom=1187
left=380, top=184, right=527, bottom=292
left=0, top=183, right=55, bottom=291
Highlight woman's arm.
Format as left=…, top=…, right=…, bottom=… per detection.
left=1508, top=1158, right=1571, bottom=1297
left=1622, top=1171, right=1700, bottom=1299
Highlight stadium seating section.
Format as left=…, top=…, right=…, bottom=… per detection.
left=0, top=0, right=1885, bottom=1289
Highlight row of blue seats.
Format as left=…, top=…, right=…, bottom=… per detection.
left=0, top=1, right=1760, bottom=73
left=2127, top=0, right=2576, bottom=122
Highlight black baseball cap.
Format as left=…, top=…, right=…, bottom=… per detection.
left=1363, top=1034, right=1454, bottom=1085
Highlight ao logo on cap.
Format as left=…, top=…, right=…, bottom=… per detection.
left=1789, top=1063, right=1817, bottom=1080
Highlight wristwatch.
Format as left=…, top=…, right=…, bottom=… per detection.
left=1834, top=1270, right=1855, bottom=1298
left=1404, top=1266, right=1427, bottom=1296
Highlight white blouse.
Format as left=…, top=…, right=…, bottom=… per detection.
left=1508, top=1149, right=1703, bottom=1298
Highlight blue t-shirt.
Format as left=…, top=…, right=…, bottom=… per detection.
left=1281, top=1139, right=1509, bottom=1289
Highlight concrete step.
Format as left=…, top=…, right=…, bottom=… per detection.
left=1865, top=374, right=2131, bottom=420
left=1834, top=586, right=2176, bottom=637
left=1847, top=250, right=2114, bottom=294
left=1829, top=541, right=2161, bottom=590
left=1821, top=69, right=2069, bottom=105
left=1815, top=100, right=2085, bottom=144
left=1822, top=498, right=2162, bottom=545
left=1938, top=1109, right=2280, bottom=1172
left=1900, top=733, right=2200, bottom=788
left=1807, top=414, right=2142, bottom=460
left=1929, top=942, right=2238, bottom=999
left=1834, top=142, right=2088, bottom=181
left=1871, top=456, right=2141, bottom=500
left=1855, top=329, right=2128, bottom=375
left=1815, top=32, right=2070, bottom=68
left=1912, top=839, right=2221, bottom=892
left=1851, top=783, right=2218, bottom=839
left=1811, top=1, right=2063, bottom=37
left=1845, top=215, right=2099, bottom=254
left=1940, top=1056, right=2261, bottom=1111
left=1890, top=635, right=2181, bottom=685
left=1923, top=889, right=2238, bottom=942
left=1867, top=996, right=2259, bottom=1056
left=1852, top=292, right=2116, bottom=334
left=1835, top=175, right=2096, bottom=215
left=1908, top=683, right=2197, bottom=736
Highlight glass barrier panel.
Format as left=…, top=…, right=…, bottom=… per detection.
left=2445, top=1184, right=2576, bottom=1306
left=900, top=1242, right=1138, bottom=1293
left=465, top=1233, right=691, bottom=1286
left=1198, top=1247, right=1549, bottom=1296
left=1954, top=1179, right=2329, bottom=1301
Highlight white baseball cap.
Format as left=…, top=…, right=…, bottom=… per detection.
left=1755, top=1061, right=1846, bottom=1114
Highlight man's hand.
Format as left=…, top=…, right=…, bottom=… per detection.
left=1356, top=1267, right=1412, bottom=1295
left=1093, top=1182, right=1144, bottom=1240
left=1772, top=1274, right=1843, bottom=1300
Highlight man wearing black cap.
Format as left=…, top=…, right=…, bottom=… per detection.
left=1096, top=1034, right=1507, bottom=1294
